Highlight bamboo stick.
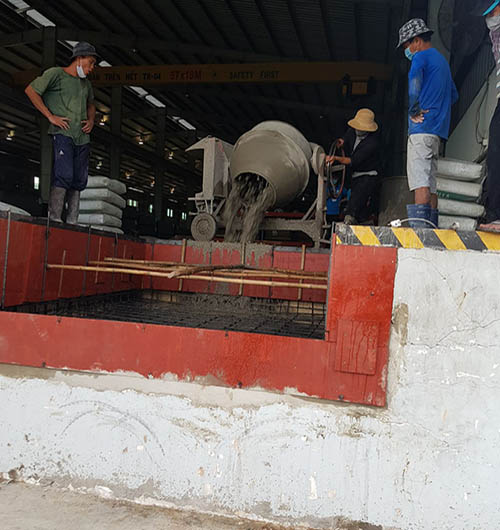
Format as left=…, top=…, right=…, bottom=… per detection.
left=101, top=257, right=328, bottom=278
left=178, top=238, right=187, bottom=292
left=298, top=244, right=306, bottom=301
left=88, top=261, right=327, bottom=282
left=167, top=263, right=247, bottom=278
left=239, top=244, right=245, bottom=296
left=47, top=264, right=328, bottom=290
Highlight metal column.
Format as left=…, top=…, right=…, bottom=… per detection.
left=154, top=108, right=166, bottom=223
left=110, top=86, right=122, bottom=180
left=40, top=27, right=56, bottom=203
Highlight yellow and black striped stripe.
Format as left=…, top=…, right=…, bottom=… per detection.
left=335, top=225, right=500, bottom=252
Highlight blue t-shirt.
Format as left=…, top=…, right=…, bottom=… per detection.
left=408, top=48, right=458, bottom=140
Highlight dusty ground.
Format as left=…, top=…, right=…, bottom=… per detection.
left=0, top=480, right=294, bottom=530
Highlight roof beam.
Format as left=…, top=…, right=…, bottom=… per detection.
left=56, top=28, right=289, bottom=62
left=319, top=0, right=335, bottom=61
left=176, top=88, right=352, bottom=117
left=354, top=3, right=362, bottom=61
left=0, top=29, right=42, bottom=48
left=10, top=61, right=392, bottom=87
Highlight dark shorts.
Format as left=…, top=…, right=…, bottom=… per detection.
left=52, top=134, right=90, bottom=191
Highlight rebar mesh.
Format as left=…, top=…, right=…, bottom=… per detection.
left=11, top=290, right=326, bottom=340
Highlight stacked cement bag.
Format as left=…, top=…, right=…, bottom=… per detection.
left=79, top=176, right=127, bottom=234
left=0, top=201, right=31, bottom=216
left=436, top=158, right=485, bottom=230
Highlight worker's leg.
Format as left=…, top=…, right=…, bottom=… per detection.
left=344, top=177, right=362, bottom=223
left=345, top=175, right=378, bottom=222
left=485, top=102, right=500, bottom=223
left=407, top=134, right=440, bottom=202
left=428, top=136, right=440, bottom=225
left=414, top=186, right=431, bottom=205
left=49, top=135, right=74, bottom=222
left=67, top=142, right=90, bottom=224
left=406, top=134, right=439, bottom=228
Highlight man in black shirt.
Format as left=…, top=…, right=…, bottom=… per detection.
left=327, top=109, right=381, bottom=225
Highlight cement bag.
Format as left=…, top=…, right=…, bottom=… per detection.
left=80, top=188, right=126, bottom=209
left=439, top=215, right=478, bottom=231
left=87, top=176, right=127, bottom=195
left=0, top=201, right=30, bottom=216
left=436, top=178, right=482, bottom=202
left=90, top=225, right=124, bottom=234
left=79, top=199, right=123, bottom=219
left=437, top=158, right=484, bottom=182
left=78, top=213, right=122, bottom=228
left=438, top=198, right=485, bottom=218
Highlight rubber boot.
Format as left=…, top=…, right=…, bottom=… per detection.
left=406, top=204, right=432, bottom=229
left=48, top=186, right=66, bottom=222
left=66, top=189, right=80, bottom=224
left=430, top=208, right=439, bottom=229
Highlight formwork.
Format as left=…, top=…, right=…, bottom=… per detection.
left=0, top=212, right=397, bottom=406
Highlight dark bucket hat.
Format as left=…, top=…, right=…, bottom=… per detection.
left=70, top=41, right=99, bottom=60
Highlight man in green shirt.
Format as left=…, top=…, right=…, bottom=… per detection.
left=25, top=42, right=97, bottom=223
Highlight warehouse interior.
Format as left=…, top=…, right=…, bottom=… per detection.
left=0, top=0, right=492, bottom=241
left=0, top=0, right=441, bottom=240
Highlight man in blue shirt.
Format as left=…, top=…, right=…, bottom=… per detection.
left=397, top=19, right=458, bottom=228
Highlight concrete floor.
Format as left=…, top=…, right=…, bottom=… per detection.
left=0, top=480, right=295, bottom=530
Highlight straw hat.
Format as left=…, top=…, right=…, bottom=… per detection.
left=348, top=109, right=378, bottom=132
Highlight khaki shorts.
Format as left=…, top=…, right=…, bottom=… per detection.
left=407, top=134, right=440, bottom=193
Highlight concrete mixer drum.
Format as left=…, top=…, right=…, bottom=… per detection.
left=229, top=121, right=312, bottom=208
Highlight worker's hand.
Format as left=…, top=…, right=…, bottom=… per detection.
left=48, top=115, right=70, bottom=130
left=328, top=155, right=351, bottom=165
left=336, top=138, right=344, bottom=148
left=81, top=119, right=94, bottom=134
left=410, top=109, right=429, bottom=124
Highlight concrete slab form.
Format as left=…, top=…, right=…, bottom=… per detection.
left=0, top=214, right=396, bottom=407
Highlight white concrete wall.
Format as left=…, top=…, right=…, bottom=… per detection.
left=447, top=70, right=497, bottom=162
left=1, top=247, right=500, bottom=529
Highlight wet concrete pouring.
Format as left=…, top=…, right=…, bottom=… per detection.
left=224, top=173, right=275, bottom=243
left=10, top=290, right=326, bottom=340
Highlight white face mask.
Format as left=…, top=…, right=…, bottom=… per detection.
left=76, top=61, right=86, bottom=78
left=486, top=15, right=500, bottom=31
left=355, top=130, right=369, bottom=139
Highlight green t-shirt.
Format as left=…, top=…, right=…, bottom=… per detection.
left=30, top=66, right=94, bottom=145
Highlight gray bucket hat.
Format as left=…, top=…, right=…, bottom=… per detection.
left=397, top=18, right=434, bottom=48
left=70, top=41, right=99, bottom=60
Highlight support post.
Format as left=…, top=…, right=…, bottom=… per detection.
left=40, top=27, right=56, bottom=203
left=154, top=108, right=166, bottom=223
left=110, top=86, right=122, bottom=180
